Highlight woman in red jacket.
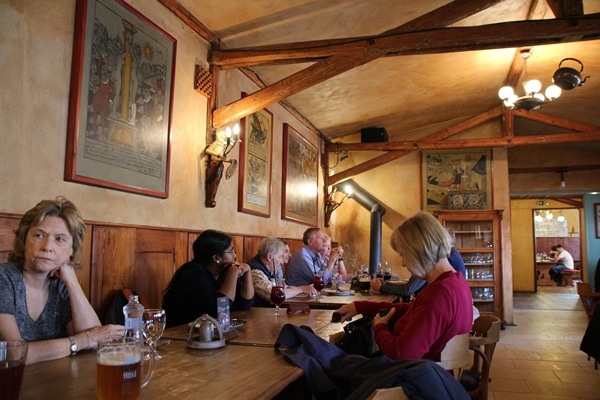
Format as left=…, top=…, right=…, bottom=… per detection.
left=334, top=212, right=473, bottom=361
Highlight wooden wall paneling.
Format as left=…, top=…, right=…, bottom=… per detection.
left=230, top=235, right=245, bottom=262
left=133, top=229, right=189, bottom=309
left=243, top=236, right=263, bottom=263
left=77, top=223, right=93, bottom=300
left=0, top=216, right=19, bottom=263
left=187, top=232, right=201, bottom=262
left=91, top=226, right=137, bottom=318
left=535, top=237, right=581, bottom=261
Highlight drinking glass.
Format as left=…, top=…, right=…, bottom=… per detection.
left=97, top=338, right=153, bottom=400
left=0, top=340, right=28, bottom=400
left=142, top=309, right=166, bottom=360
left=313, top=270, right=325, bottom=300
left=270, top=278, right=286, bottom=316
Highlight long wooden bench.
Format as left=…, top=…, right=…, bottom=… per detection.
left=0, top=212, right=303, bottom=320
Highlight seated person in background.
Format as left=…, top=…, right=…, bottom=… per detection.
left=0, top=197, right=124, bottom=364
left=320, top=236, right=353, bottom=282
left=162, top=230, right=254, bottom=328
left=285, top=227, right=330, bottom=286
left=370, top=227, right=466, bottom=300
left=334, top=212, right=473, bottom=361
left=249, top=237, right=317, bottom=307
left=549, top=244, right=574, bottom=286
left=280, top=239, right=292, bottom=275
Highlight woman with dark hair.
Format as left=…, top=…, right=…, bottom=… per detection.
left=0, top=197, right=124, bottom=364
left=162, top=230, right=254, bottom=328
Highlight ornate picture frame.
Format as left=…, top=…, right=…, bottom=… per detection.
left=65, top=0, right=176, bottom=198
left=282, top=124, right=319, bottom=226
left=237, top=103, right=273, bottom=217
left=422, top=149, right=492, bottom=212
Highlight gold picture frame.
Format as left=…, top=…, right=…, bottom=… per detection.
left=237, top=103, right=273, bottom=217
left=282, top=124, right=318, bottom=226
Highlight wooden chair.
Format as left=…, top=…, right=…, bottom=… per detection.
left=437, top=332, right=470, bottom=379
left=460, top=314, right=502, bottom=400
left=576, top=282, right=600, bottom=322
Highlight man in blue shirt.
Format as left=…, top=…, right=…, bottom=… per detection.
left=285, top=228, right=331, bottom=286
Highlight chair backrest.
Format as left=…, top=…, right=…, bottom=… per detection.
left=463, top=315, right=502, bottom=400
left=577, top=282, right=596, bottom=321
left=437, top=333, right=470, bottom=378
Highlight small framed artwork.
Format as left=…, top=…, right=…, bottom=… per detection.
left=65, top=0, right=176, bottom=198
left=595, top=203, right=600, bottom=238
left=422, top=149, right=492, bottom=212
left=237, top=103, right=273, bottom=217
left=282, top=124, right=319, bottom=226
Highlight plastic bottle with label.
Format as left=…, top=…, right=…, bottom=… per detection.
left=123, top=294, right=145, bottom=346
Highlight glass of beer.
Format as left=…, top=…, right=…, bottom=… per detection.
left=97, top=338, right=153, bottom=400
left=0, top=340, right=28, bottom=400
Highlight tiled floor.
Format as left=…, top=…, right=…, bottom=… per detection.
left=489, top=285, right=600, bottom=400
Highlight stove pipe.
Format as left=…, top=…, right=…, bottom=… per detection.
left=334, top=179, right=386, bottom=276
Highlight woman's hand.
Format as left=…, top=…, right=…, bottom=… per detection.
left=235, top=262, right=251, bottom=277
left=83, top=324, right=125, bottom=349
left=370, top=278, right=384, bottom=291
left=49, top=263, right=79, bottom=286
left=373, top=307, right=396, bottom=326
left=333, top=303, right=357, bottom=323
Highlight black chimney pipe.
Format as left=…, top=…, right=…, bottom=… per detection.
left=334, top=179, right=386, bottom=277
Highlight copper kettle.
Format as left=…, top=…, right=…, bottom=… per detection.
left=552, top=58, right=590, bottom=90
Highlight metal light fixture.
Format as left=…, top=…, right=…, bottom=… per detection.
left=324, top=185, right=352, bottom=227
left=498, top=51, right=561, bottom=111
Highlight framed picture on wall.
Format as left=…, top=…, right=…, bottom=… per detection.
left=65, top=0, right=176, bottom=198
left=595, top=203, right=600, bottom=238
left=282, top=124, right=319, bottom=226
left=237, top=101, right=273, bottom=217
left=422, top=149, right=492, bottom=212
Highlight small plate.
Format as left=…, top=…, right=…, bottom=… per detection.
left=188, top=319, right=246, bottom=328
left=321, top=289, right=355, bottom=296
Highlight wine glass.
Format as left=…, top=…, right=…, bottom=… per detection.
left=142, top=309, right=166, bottom=360
left=270, top=278, right=286, bottom=316
left=313, top=271, right=325, bottom=300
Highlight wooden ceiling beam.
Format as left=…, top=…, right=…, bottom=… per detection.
left=512, top=109, right=600, bottom=131
left=213, top=0, right=503, bottom=130
left=210, top=14, right=600, bottom=69
left=325, top=130, right=600, bottom=152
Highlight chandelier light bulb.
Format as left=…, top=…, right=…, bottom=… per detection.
left=545, top=84, right=561, bottom=101
left=225, top=126, right=232, bottom=138
left=498, top=86, right=514, bottom=100
left=524, top=79, right=542, bottom=95
left=557, top=215, right=565, bottom=222
left=546, top=211, right=553, bottom=220
left=534, top=213, right=543, bottom=222
left=232, top=123, right=240, bottom=136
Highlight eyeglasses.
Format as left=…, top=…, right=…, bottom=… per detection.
left=223, top=249, right=236, bottom=254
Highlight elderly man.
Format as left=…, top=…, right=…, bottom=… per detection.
left=248, top=237, right=317, bottom=307
left=285, top=228, right=331, bottom=286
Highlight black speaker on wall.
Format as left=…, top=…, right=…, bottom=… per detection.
left=361, top=127, right=388, bottom=143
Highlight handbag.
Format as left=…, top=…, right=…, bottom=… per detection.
left=336, top=316, right=379, bottom=357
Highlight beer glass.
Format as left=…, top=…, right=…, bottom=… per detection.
left=97, top=338, right=153, bottom=400
left=0, top=340, right=28, bottom=400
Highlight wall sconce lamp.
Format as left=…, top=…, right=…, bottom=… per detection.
left=324, top=184, right=353, bottom=227
left=204, top=122, right=241, bottom=208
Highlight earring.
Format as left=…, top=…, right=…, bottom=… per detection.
left=216, top=260, right=220, bottom=264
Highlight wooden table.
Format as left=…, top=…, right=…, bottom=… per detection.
left=163, top=307, right=349, bottom=346
left=536, top=260, right=556, bottom=286
left=284, top=289, right=397, bottom=310
left=19, top=308, right=353, bottom=400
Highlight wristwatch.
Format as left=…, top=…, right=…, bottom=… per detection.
left=68, top=336, right=78, bottom=356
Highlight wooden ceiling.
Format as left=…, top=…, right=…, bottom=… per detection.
left=159, top=0, right=600, bottom=190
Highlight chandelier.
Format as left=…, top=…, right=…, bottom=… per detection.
left=498, top=51, right=562, bottom=111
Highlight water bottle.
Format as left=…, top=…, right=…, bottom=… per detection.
left=123, top=294, right=145, bottom=346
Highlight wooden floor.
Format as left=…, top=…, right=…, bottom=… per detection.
left=490, top=284, right=599, bottom=400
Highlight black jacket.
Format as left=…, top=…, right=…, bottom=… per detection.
left=275, top=324, right=470, bottom=400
